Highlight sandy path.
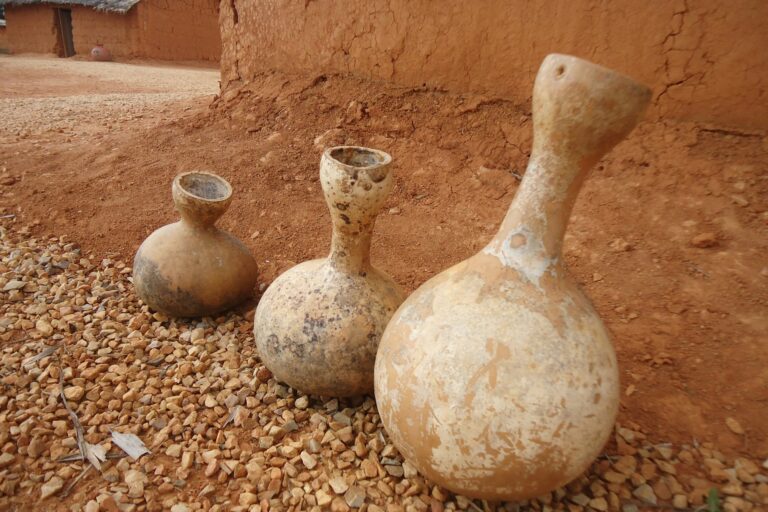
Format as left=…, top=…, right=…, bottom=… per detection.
left=0, top=55, right=219, bottom=138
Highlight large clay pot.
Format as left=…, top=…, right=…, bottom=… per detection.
left=133, top=171, right=257, bottom=318
left=254, top=146, right=405, bottom=397
left=374, top=54, right=651, bottom=500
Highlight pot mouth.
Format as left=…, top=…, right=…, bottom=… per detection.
left=544, top=53, right=651, bottom=97
left=325, top=146, right=392, bottom=171
left=174, top=171, right=232, bottom=203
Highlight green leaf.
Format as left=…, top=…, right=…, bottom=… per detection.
left=707, top=487, right=721, bottom=512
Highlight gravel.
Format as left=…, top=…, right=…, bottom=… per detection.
left=0, top=55, right=219, bottom=140
left=0, top=220, right=767, bottom=511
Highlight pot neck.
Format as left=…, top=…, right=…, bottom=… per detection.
left=328, top=222, right=374, bottom=273
left=491, top=147, right=591, bottom=261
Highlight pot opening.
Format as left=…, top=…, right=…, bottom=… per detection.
left=177, top=172, right=231, bottom=201
left=329, top=146, right=390, bottom=169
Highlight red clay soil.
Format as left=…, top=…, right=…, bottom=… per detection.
left=2, top=70, right=767, bottom=461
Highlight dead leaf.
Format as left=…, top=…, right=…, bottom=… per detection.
left=110, top=430, right=150, bottom=460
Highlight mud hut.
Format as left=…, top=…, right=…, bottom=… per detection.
left=1, top=0, right=220, bottom=60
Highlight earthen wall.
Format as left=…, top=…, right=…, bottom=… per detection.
left=0, top=27, right=9, bottom=51
left=219, top=0, right=768, bottom=130
left=135, top=0, right=220, bottom=61
left=71, top=6, right=137, bottom=57
left=4, top=5, right=59, bottom=55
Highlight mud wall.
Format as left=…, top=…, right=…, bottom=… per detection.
left=71, top=6, right=137, bottom=57
left=0, top=27, right=9, bottom=52
left=4, top=5, right=58, bottom=55
left=134, top=0, right=220, bottom=61
left=220, top=0, right=768, bottom=130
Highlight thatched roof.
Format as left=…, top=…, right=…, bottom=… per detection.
left=0, top=0, right=141, bottom=14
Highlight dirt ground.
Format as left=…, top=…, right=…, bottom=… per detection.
left=1, top=55, right=767, bottom=510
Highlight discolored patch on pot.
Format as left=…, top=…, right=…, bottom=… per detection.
left=133, top=252, right=206, bottom=318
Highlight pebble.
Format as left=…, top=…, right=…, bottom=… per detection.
left=295, top=395, right=309, bottom=409
left=63, top=385, right=85, bottom=402
left=40, top=476, right=64, bottom=499
left=330, top=476, right=350, bottom=494
left=633, top=483, right=658, bottom=505
left=345, top=486, right=366, bottom=508
left=690, top=232, right=718, bottom=248
left=726, top=417, right=745, bottom=435
left=0, top=453, right=15, bottom=468
left=300, top=450, right=317, bottom=469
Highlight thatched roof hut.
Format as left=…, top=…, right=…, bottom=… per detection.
left=0, top=1, right=140, bottom=15
left=0, top=0, right=219, bottom=60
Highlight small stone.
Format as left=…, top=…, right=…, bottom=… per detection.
left=190, top=328, right=205, bottom=341
left=256, top=367, right=272, bottom=382
left=40, top=476, right=64, bottom=499
left=609, top=238, right=633, bottom=252
left=35, top=319, right=54, bottom=336
left=603, top=470, right=627, bottom=484
left=690, top=232, right=717, bottom=248
left=589, top=497, right=608, bottom=511
left=2, top=280, right=26, bottom=291
left=170, top=505, right=190, bottom=512
left=181, top=451, right=194, bottom=469
left=633, top=484, right=657, bottom=505
left=202, top=449, right=220, bottom=464
left=361, top=459, right=378, bottom=478
left=295, top=396, right=309, bottom=410
left=27, top=437, right=45, bottom=458
left=330, top=475, right=349, bottom=494
left=84, top=501, right=99, bottom=512
left=344, top=486, right=366, bottom=508
left=165, top=444, right=182, bottom=457
left=239, top=492, right=258, bottom=506
left=125, top=469, right=147, bottom=498
left=725, top=417, right=744, bottom=435
left=672, top=494, right=688, bottom=509
left=63, top=385, right=85, bottom=402
left=316, top=489, right=333, bottom=506
left=300, top=450, right=317, bottom=469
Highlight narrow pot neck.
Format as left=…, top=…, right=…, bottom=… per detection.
left=329, top=223, right=374, bottom=273
left=492, top=148, right=589, bottom=261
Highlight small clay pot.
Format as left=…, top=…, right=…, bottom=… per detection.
left=254, top=146, right=405, bottom=397
left=374, top=54, right=652, bottom=500
left=91, top=44, right=112, bottom=62
left=133, top=171, right=257, bottom=318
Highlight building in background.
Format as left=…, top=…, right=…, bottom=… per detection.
left=0, top=0, right=220, bottom=61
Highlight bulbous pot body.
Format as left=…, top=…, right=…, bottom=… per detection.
left=254, top=146, right=405, bottom=397
left=133, top=172, right=258, bottom=318
left=374, top=54, right=651, bottom=501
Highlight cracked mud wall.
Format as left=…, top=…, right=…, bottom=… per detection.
left=219, top=0, right=768, bottom=130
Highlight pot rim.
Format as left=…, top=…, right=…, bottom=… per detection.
left=323, top=145, right=392, bottom=172
left=173, top=171, right=233, bottom=204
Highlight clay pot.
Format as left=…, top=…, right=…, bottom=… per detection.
left=254, top=146, right=405, bottom=397
left=374, top=54, right=651, bottom=500
left=133, top=171, right=257, bottom=318
left=91, top=44, right=112, bottom=62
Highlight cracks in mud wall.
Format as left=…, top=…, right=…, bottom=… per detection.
left=217, top=0, right=768, bottom=130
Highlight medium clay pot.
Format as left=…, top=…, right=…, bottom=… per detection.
left=374, top=54, right=651, bottom=500
left=133, top=171, right=257, bottom=318
left=91, top=44, right=112, bottom=61
left=254, top=146, right=405, bottom=397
